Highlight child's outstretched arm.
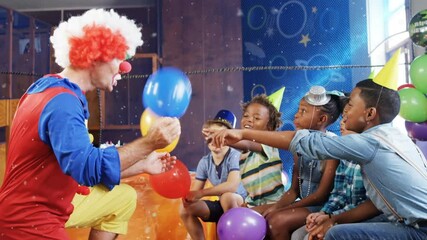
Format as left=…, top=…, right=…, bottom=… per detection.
left=202, top=128, right=263, bottom=152
left=229, top=140, right=263, bottom=153
left=206, top=128, right=296, bottom=150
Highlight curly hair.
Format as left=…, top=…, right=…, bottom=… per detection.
left=50, top=9, right=143, bottom=69
left=241, top=94, right=282, bottom=131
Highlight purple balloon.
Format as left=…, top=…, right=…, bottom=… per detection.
left=412, top=122, right=427, bottom=141
left=217, top=207, right=267, bottom=240
left=405, top=121, right=415, bottom=138
left=416, top=140, right=427, bottom=158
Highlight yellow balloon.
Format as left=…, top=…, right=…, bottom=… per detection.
left=155, top=137, right=179, bottom=153
left=140, top=108, right=179, bottom=152
left=88, top=133, right=94, bottom=143
left=140, top=108, right=158, bottom=136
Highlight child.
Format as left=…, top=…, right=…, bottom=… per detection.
left=262, top=86, right=345, bottom=240
left=179, top=110, right=247, bottom=240
left=224, top=94, right=284, bottom=209
left=210, top=79, right=427, bottom=240
left=291, top=118, right=368, bottom=240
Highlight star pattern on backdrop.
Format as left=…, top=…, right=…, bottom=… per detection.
left=299, top=34, right=311, bottom=47
left=312, top=6, right=318, bottom=13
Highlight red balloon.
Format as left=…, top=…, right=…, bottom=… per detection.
left=149, top=160, right=191, bottom=199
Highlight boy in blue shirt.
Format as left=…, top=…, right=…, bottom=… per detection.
left=179, top=110, right=247, bottom=240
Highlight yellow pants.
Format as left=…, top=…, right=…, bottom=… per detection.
left=65, top=184, right=137, bottom=235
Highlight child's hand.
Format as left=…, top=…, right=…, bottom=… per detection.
left=182, top=197, right=191, bottom=207
left=203, top=128, right=243, bottom=148
left=305, top=212, right=325, bottom=231
left=185, top=190, right=204, bottom=202
left=307, top=215, right=335, bottom=240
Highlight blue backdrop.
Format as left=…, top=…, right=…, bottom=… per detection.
left=241, top=0, right=370, bottom=188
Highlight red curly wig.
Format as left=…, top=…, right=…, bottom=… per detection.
left=69, top=25, right=129, bottom=69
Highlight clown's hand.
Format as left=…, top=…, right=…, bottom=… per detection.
left=141, top=152, right=171, bottom=175
left=146, top=117, right=181, bottom=150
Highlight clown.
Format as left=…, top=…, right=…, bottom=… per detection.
left=0, top=9, right=181, bottom=239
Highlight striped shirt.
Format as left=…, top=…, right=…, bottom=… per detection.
left=240, top=144, right=284, bottom=206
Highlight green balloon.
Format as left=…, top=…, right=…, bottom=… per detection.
left=410, top=54, right=427, bottom=94
left=398, top=88, right=427, bottom=122
left=409, top=9, right=427, bottom=47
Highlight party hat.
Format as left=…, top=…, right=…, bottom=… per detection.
left=211, top=109, right=237, bottom=129
left=373, top=48, right=401, bottom=90
left=368, top=70, right=376, bottom=79
left=267, top=87, right=285, bottom=110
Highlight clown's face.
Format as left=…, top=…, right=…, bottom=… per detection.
left=90, top=59, right=123, bottom=92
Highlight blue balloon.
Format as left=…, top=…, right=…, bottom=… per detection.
left=143, top=67, right=192, bottom=118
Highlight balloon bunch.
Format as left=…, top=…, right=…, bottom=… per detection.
left=400, top=9, right=427, bottom=141
left=141, top=66, right=192, bottom=152
left=141, top=67, right=192, bottom=198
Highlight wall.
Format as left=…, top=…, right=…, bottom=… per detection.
left=161, top=0, right=244, bottom=170
left=0, top=6, right=51, bottom=185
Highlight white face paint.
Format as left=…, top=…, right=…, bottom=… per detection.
left=111, top=59, right=123, bottom=87
left=112, top=73, right=122, bottom=86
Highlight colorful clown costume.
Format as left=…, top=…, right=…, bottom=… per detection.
left=0, top=75, right=121, bottom=239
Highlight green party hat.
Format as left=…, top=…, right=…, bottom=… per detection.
left=267, top=87, right=285, bottom=110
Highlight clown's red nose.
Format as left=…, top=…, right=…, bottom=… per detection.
left=119, top=61, right=132, bottom=74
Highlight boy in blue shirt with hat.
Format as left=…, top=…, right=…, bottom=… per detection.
left=179, top=110, right=247, bottom=240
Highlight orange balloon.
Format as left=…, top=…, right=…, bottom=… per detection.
left=140, top=108, right=179, bottom=152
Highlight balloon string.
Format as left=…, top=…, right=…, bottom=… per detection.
left=125, top=64, right=391, bottom=79
left=0, top=64, right=403, bottom=80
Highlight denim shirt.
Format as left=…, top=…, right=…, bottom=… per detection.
left=298, top=155, right=323, bottom=198
left=290, top=123, right=427, bottom=225
left=298, top=131, right=336, bottom=199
